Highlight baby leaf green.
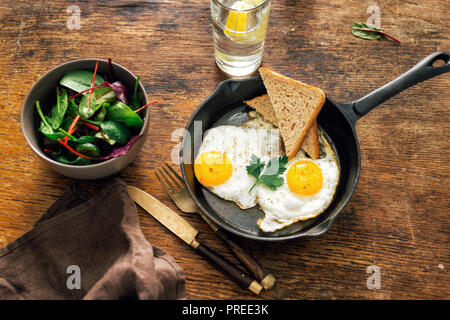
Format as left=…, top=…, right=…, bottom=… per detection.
left=106, top=101, right=143, bottom=129
left=78, top=86, right=116, bottom=119
left=94, top=103, right=108, bottom=122
left=60, top=70, right=105, bottom=93
left=100, top=121, right=130, bottom=145
left=67, top=99, right=78, bottom=117
left=55, top=155, right=93, bottom=165
left=75, top=143, right=101, bottom=158
left=47, top=88, right=68, bottom=130
left=351, top=22, right=382, bottom=40
left=95, top=131, right=116, bottom=145
left=36, top=101, right=65, bottom=140
left=78, top=92, right=99, bottom=119
left=130, top=76, right=141, bottom=110
left=93, top=86, right=116, bottom=105
left=39, top=122, right=65, bottom=141
left=77, top=136, right=96, bottom=144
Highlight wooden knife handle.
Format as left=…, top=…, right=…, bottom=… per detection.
left=197, top=212, right=275, bottom=289
left=192, top=240, right=262, bottom=295
left=215, top=229, right=276, bottom=290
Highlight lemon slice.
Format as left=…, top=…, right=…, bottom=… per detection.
left=224, top=0, right=268, bottom=44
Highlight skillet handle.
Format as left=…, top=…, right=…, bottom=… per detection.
left=352, top=51, right=450, bottom=118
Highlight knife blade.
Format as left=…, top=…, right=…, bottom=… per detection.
left=127, top=185, right=199, bottom=247
left=127, top=185, right=262, bottom=295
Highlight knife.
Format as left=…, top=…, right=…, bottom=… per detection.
left=127, top=185, right=263, bottom=295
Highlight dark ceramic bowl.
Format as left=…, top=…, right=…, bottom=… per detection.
left=21, top=59, right=149, bottom=180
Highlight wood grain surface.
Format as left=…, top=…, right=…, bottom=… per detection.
left=0, top=0, right=448, bottom=299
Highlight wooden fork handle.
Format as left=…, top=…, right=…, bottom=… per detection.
left=192, top=240, right=262, bottom=295
left=196, top=211, right=276, bottom=290
left=215, top=229, right=276, bottom=290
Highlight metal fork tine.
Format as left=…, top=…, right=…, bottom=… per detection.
left=164, top=162, right=185, bottom=185
left=155, top=168, right=175, bottom=194
left=161, top=164, right=182, bottom=190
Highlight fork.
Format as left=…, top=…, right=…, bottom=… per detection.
left=155, top=163, right=276, bottom=290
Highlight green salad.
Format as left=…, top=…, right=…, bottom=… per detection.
left=35, top=60, right=156, bottom=165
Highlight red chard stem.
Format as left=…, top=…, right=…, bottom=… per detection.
left=134, top=101, right=158, bottom=113
left=57, top=139, right=95, bottom=160
left=88, top=60, right=99, bottom=104
left=353, top=27, right=400, bottom=43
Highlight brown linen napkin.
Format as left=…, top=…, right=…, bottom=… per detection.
left=0, top=178, right=186, bottom=300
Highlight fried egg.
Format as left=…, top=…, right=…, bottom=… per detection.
left=256, top=134, right=339, bottom=232
left=194, top=124, right=280, bottom=209
left=194, top=113, right=339, bottom=232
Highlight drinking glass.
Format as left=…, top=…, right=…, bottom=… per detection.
left=210, top=0, right=271, bottom=76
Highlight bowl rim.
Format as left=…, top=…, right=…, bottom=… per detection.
left=21, top=58, right=149, bottom=169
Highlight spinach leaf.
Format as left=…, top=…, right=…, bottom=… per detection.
left=47, top=88, right=68, bottom=130
left=351, top=22, right=400, bottom=43
left=60, top=70, right=105, bottom=93
left=36, top=101, right=65, bottom=140
left=78, top=86, right=116, bottom=119
left=77, top=136, right=96, bottom=144
left=67, top=99, right=78, bottom=117
left=78, top=92, right=99, bottom=119
left=56, top=128, right=96, bottom=143
left=54, top=155, right=93, bottom=165
left=57, top=128, right=78, bottom=142
left=351, top=22, right=383, bottom=40
left=106, top=101, right=143, bottom=129
left=81, top=118, right=102, bottom=127
left=100, top=120, right=130, bottom=145
left=95, top=131, right=116, bottom=145
left=75, top=143, right=101, bottom=157
left=94, top=86, right=116, bottom=105
left=60, top=116, right=74, bottom=131
left=39, top=122, right=65, bottom=141
left=94, top=103, right=108, bottom=122
left=130, top=76, right=141, bottom=110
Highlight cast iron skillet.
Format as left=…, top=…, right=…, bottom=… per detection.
left=180, top=51, right=450, bottom=241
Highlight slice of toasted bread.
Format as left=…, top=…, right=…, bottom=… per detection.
left=259, top=68, right=325, bottom=159
left=245, top=94, right=320, bottom=159
left=244, top=94, right=279, bottom=126
left=302, top=120, right=320, bottom=159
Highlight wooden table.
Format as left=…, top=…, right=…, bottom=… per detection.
left=0, top=0, right=448, bottom=300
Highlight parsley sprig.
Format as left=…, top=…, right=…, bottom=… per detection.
left=246, top=154, right=288, bottom=192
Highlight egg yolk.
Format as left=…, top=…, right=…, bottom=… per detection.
left=287, top=160, right=323, bottom=196
left=194, top=151, right=233, bottom=187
